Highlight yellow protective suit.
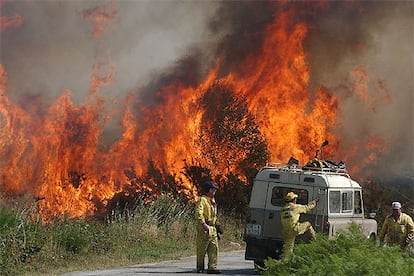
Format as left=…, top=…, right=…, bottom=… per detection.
left=379, top=213, right=414, bottom=247
left=195, top=195, right=219, bottom=271
left=280, top=200, right=317, bottom=261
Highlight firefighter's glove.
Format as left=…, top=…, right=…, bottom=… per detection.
left=216, top=225, right=223, bottom=235
left=216, top=225, right=223, bottom=240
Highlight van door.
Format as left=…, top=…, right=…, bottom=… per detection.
left=351, top=189, right=376, bottom=237
left=262, top=183, right=311, bottom=239
left=262, top=181, right=282, bottom=239
left=313, top=187, right=327, bottom=233
left=247, top=180, right=269, bottom=239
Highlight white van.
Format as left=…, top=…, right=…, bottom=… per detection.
left=244, top=155, right=377, bottom=266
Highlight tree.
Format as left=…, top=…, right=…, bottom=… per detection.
left=197, top=81, right=270, bottom=214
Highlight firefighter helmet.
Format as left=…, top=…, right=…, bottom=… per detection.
left=285, top=192, right=298, bottom=201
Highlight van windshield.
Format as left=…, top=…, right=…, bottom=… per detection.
left=271, top=187, right=309, bottom=207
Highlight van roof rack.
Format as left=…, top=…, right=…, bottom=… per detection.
left=262, top=162, right=349, bottom=175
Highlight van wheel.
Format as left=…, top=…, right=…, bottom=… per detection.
left=369, top=233, right=376, bottom=241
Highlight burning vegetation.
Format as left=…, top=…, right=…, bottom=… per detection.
left=0, top=1, right=412, bottom=221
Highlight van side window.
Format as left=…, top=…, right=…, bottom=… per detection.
left=330, top=190, right=354, bottom=213
left=329, top=191, right=340, bottom=213
left=342, top=191, right=353, bottom=213
left=271, top=187, right=308, bottom=207
left=354, top=191, right=362, bottom=214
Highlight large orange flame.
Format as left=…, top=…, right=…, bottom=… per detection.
left=224, top=7, right=338, bottom=163
left=0, top=2, right=391, bottom=220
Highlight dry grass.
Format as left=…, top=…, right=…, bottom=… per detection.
left=0, top=195, right=245, bottom=275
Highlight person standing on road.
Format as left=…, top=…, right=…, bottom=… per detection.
left=195, top=180, right=222, bottom=274
left=280, top=192, right=319, bottom=262
left=379, top=201, right=414, bottom=249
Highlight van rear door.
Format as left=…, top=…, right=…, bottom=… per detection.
left=262, top=181, right=282, bottom=239
left=262, top=182, right=312, bottom=239
left=246, top=180, right=269, bottom=239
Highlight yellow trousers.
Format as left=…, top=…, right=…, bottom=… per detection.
left=281, top=221, right=315, bottom=262
left=196, top=226, right=218, bottom=270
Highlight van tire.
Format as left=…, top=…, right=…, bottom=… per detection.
left=254, top=260, right=265, bottom=270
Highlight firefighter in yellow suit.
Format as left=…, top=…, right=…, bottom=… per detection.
left=379, top=201, right=414, bottom=248
left=280, top=192, right=319, bottom=262
left=195, top=180, right=222, bottom=274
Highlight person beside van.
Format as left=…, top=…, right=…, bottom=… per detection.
left=280, top=192, right=319, bottom=261
left=379, top=201, right=414, bottom=249
left=195, top=180, right=222, bottom=274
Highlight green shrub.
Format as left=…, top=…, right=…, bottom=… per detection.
left=0, top=207, right=18, bottom=234
left=54, top=219, right=91, bottom=254
left=0, top=206, right=45, bottom=275
left=263, top=224, right=414, bottom=276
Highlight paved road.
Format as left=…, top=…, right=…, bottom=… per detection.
left=63, top=250, right=259, bottom=276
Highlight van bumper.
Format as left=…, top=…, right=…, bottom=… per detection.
left=245, top=238, right=283, bottom=262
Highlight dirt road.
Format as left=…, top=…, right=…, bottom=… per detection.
left=63, top=250, right=258, bottom=276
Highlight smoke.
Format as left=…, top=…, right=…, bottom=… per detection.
left=306, top=1, right=413, bottom=179
left=0, top=0, right=225, bottom=104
